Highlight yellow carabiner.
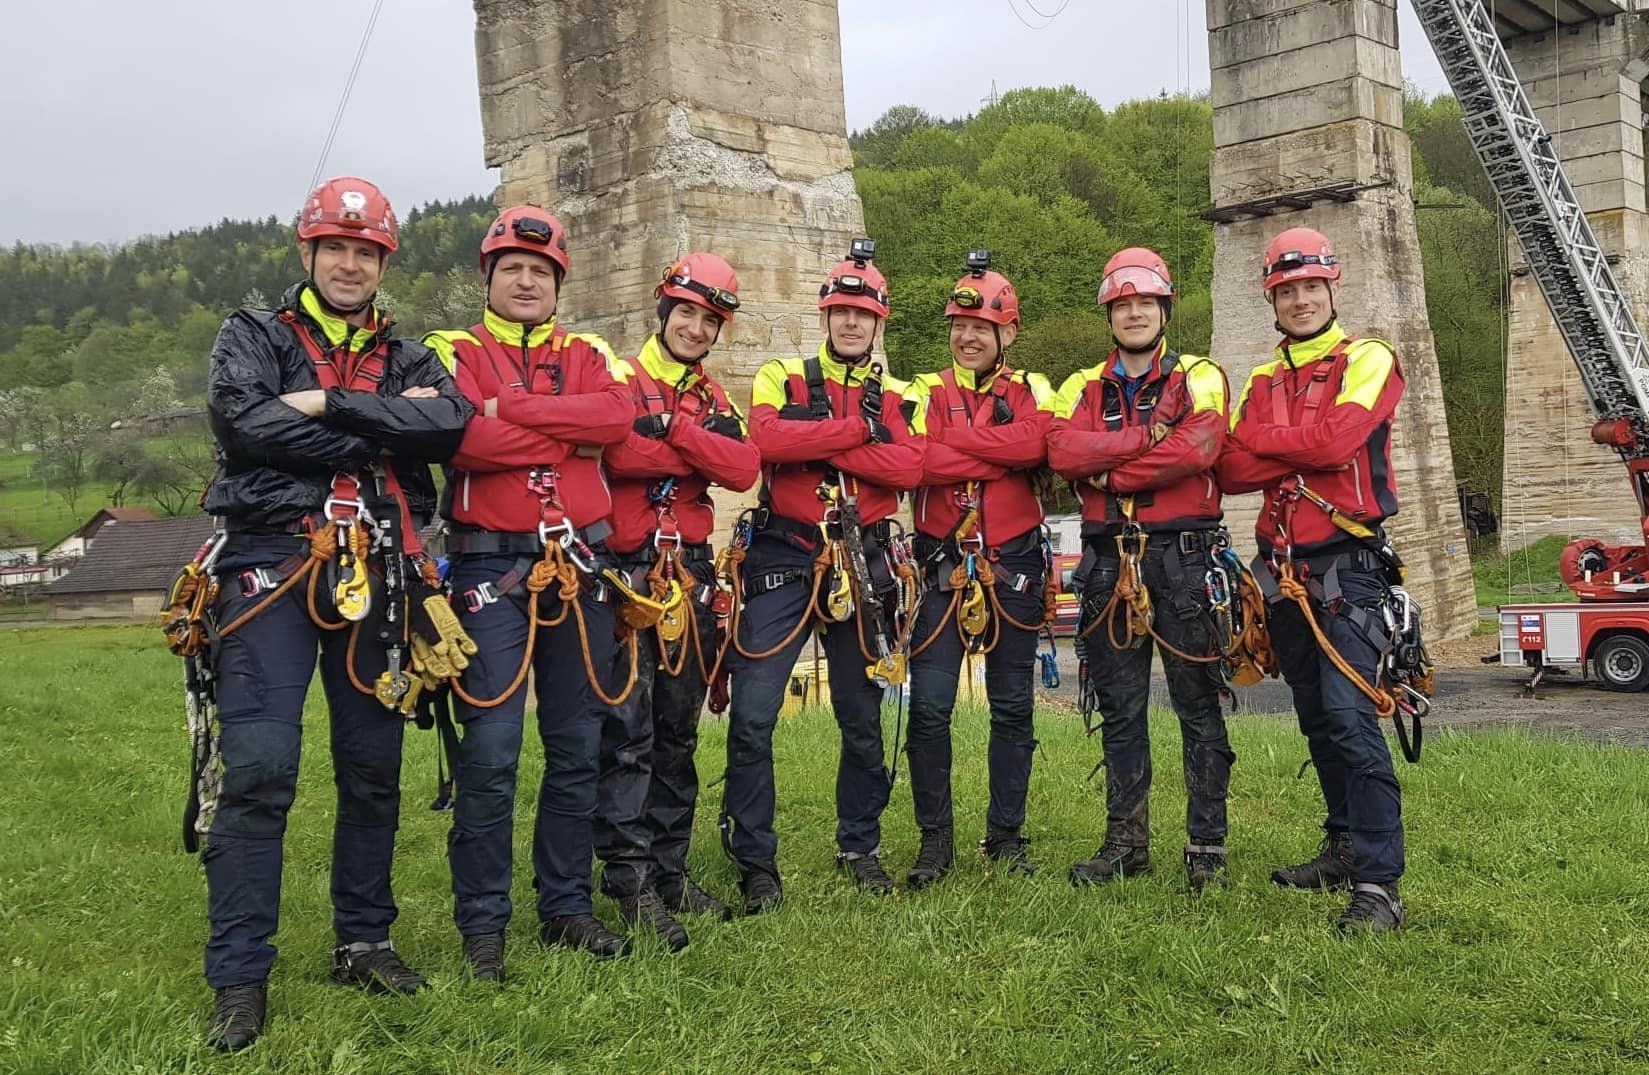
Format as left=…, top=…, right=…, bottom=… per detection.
left=866, top=651, right=907, bottom=688
left=606, top=569, right=684, bottom=631
left=960, top=578, right=989, bottom=638
left=826, top=563, right=855, bottom=622
left=334, top=554, right=372, bottom=622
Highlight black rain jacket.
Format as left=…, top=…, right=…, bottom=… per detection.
left=203, top=282, right=472, bottom=528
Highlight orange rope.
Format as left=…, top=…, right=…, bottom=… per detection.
left=573, top=593, right=639, bottom=706
left=1277, top=562, right=1397, bottom=719
left=217, top=525, right=340, bottom=639
left=450, top=551, right=578, bottom=710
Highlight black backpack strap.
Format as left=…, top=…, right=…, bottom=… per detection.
left=806, top=353, right=832, bottom=418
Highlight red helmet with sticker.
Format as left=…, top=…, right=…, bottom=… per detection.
left=1097, top=247, right=1174, bottom=306
left=1262, top=227, right=1340, bottom=291
left=656, top=252, right=740, bottom=324
left=480, top=205, right=570, bottom=276
left=297, top=176, right=398, bottom=253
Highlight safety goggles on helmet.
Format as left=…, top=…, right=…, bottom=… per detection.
left=949, top=285, right=986, bottom=310
left=511, top=216, right=556, bottom=245
left=1263, top=250, right=1337, bottom=279
left=663, top=264, right=739, bottom=312
left=820, top=274, right=889, bottom=308
left=1098, top=265, right=1174, bottom=305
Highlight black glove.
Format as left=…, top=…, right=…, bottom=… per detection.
left=633, top=414, right=669, bottom=439
left=704, top=413, right=744, bottom=439
left=865, top=417, right=892, bottom=445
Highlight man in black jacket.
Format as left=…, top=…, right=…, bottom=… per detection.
left=199, top=177, right=470, bottom=1052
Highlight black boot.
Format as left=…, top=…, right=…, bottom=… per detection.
left=461, top=931, right=505, bottom=982
left=739, top=861, right=784, bottom=916
left=838, top=851, right=894, bottom=896
left=539, top=914, right=632, bottom=959
left=1336, top=882, right=1404, bottom=934
left=205, top=982, right=266, bottom=1052
left=1184, top=844, right=1229, bottom=893
left=906, top=828, right=954, bottom=890
left=1272, top=832, right=1354, bottom=891
left=657, top=874, right=734, bottom=922
left=618, top=889, right=690, bottom=952
left=330, top=942, right=427, bottom=994
left=1069, top=841, right=1151, bottom=886
left=980, top=826, right=1035, bottom=876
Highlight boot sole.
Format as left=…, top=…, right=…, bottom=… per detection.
left=1068, top=863, right=1151, bottom=887
left=329, top=973, right=426, bottom=995
left=1270, top=871, right=1353, bottom=892
left=207, top=1030, right=261, bottom=1053
left=539, top=935, right=632, bottom=959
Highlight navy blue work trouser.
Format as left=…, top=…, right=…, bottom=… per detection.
left=721, top=532, right=893, bottom=869
left=595, top=555, right=717, bottom=898
left=904, top=548, right=1043, bottom=834
left=444, top=550, right=618, bottom=935
left=1080, top=537, right=1235, bottom=848
left=203, top=534, right=407, bottom=989
left=1269, top=560, right=1405, bottom=883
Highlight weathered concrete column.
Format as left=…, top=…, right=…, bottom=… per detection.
left=472, top=0, right=864, bottom=525
left=1501, top=14, right=1649, bottom=549
left=1207, top=0, right=1476, bottom=640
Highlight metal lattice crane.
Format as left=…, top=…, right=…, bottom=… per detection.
left=1413, top=0, right=1649, bottom=596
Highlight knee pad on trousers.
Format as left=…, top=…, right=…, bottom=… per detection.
left=213, top=724, right=301, bottom=839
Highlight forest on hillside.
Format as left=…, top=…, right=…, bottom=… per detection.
left=0, top=88, right=1503, bottom=546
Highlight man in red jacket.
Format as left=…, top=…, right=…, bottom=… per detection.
left=594, top=253, right=760, bottom=948
left=1047, top=247, right=1236, bottom=893
left=721, top=238, right=923, bottom=909
left=425, top=206, right=636, bottom=976
left=1217, top=227, right=1408, bottom=933
left=902, top=251, right=1054, bottom=888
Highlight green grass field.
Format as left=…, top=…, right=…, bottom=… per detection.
left=3, top=625, right=1647, bottom=1074
left=1472, top=535, right=1575, bottom=608
left=0, top=450, right=171, bottom=549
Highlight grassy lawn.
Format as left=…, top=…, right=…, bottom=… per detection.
left=2, top=625, right=1647, bottom=1073
left=1472, top=534, right=1574, bottom=608
left=0, top=441, right=211, bottom=549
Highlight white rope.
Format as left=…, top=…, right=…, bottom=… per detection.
left=308, top=0, right=387, bottom=194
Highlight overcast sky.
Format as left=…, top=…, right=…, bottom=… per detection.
left=0, top=1, right=1451, bottom=247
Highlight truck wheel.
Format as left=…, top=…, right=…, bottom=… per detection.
left=1593, top=634, right=1649, bottom=693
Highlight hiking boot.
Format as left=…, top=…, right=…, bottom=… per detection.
left=1068, top=842, right=1151, bottom=886
left=618, top=889, right=690, bottom=952
left=1184, top=844, right=1230, bottom=893
left=461, top=931, right=505, bottom=982
left=906, top=828, right=954, bottom=890
left=330, top=942, right=426, bottom=995
left=980, top=827, right=1036, bottom=877
left=838, top=851, right=895, bottom=896
left=539, top=914, right=632, bottom=959
left=205, top=982, right=266, bottom=1052
left=1336, top=882, right=1404, bottom=934
left=657, top=874, right=734, bottom=922
left=739, top=863, right=784, bottom=915
left=1272, top=832, right=1355, bottom=891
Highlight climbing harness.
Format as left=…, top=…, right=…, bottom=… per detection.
left=1264, top=475, right=1434, bottom=762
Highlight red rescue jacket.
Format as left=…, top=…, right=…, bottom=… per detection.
left=427, top=307, right=632, bottom=533
left=909, top=361, right=1053, bottom=547
left=747, top=344, right=923, bottom=529
left=1216, top=322, right=1404, bottom=556
left=603, top=335, right=761, bottom=554
left=1047, top=341, right=1228, bottom=535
